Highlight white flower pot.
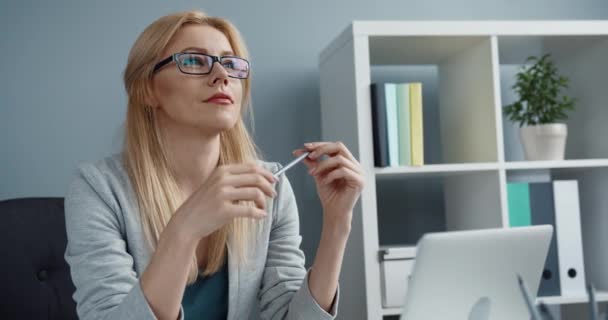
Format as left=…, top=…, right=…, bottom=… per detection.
left=519, top=124, right=568, bottom=161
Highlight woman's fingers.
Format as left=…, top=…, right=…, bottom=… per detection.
left=295, top=144, right=362, bottom=177
left=224, top=162, right=277, bottom=184
left=229, top=202, right=268, bottom=219
left=293, top=148, right=317, bottom=169
left=225, top=173, right=277, bottom=198
left=214, top=163, right=279, bottom=220
left=304, top=141, right=358, bottom=164
left=323, top=165, right=364, bottom=188
left=226, top=187, right=268, bottom=211
left=309, top=154, right=361, bottom=178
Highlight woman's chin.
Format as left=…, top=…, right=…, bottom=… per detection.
left=206, top=104, right=239, bottom=123
left=199, top=118, right=239, bottom=133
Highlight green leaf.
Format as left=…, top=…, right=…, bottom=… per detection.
left=504, top=53, right=576, bottom=126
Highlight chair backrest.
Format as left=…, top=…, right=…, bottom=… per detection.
left=0, top=197, right=78, bottom=319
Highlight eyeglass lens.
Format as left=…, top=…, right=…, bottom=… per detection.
left=176, top=53, right=249, bottom=78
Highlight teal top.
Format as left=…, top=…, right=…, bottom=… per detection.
left=182, top=263, right=229, bottom=319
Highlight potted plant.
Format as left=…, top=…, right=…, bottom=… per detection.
left=504, top=53, right=576, bottom=161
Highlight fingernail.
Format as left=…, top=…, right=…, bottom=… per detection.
left=305, top=143, right=312, bottom=147
left=310, top=151, right=317, bottom=158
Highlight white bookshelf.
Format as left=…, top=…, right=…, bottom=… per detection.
left=318, top=21, right=608, bottom=319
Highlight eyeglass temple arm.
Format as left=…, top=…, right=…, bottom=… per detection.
left=153, top=56, right=175, bottom=73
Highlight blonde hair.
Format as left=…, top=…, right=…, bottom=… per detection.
left=122, top=10, right=262, bottom=284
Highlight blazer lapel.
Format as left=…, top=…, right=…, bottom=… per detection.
left=227, top=242, right=240, bottom=320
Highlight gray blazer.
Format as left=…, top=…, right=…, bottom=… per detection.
left=64, top=154, right=339, bottom=320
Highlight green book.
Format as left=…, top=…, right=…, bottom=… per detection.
left=507, top=183, right=531, bottom=227
left=396, top=83, right=411, bottom=166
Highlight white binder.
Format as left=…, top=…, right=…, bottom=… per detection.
left=553, top=180, right=586, bottom=295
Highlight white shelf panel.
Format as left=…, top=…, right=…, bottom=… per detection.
left=537, top=291, right=608, bottom=305
left=382, top=307, right=402, bottom=316
left=375, top=162, right=500, bottom=178
left=320, top=21, right=608, bottom=64
left=352, top=21, right=608, bottom=37
left=505, top=159, right=608, bottom=171
left=369, top=36, right=487, bottom=65
left=382, top=291, right=608, bottom=316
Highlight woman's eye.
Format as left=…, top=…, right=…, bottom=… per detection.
left=222, top=60, right=235, bottom=69
left=182, top=56, right=205, bottom=67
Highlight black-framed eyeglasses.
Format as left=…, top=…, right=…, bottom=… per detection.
left=153, top=52, right=250, bottom=79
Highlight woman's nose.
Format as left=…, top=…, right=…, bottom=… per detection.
left=208, top=62, right=229, bottom=86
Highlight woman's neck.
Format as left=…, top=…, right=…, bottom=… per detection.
left=158, top=114, right=221, bottom=195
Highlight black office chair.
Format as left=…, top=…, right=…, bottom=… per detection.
left=0, top=197, right=78, bottom=319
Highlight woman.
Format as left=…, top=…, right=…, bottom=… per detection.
left=64, top=9, right=364, bottom=320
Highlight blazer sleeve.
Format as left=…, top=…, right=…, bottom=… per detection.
left=258, top=166, right=340, bottom=320
left=64, top=164, right=184, bottom=320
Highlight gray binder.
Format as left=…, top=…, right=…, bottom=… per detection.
left=529, top=182, right=561, bottom=297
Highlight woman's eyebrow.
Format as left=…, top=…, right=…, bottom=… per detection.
left=180, top=46, right=234, bottom=56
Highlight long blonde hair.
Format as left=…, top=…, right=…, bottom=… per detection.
left=122, top=10, right=261, bottom=284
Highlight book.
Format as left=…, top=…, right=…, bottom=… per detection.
left=529, top=182, right=561, bottom=297
left=553, top=180, right=586, bottom=295
left=507, top=182, right=532, bottom=227
left=507, top=182, right=562, bottom=297
left=370, top=83, right=389, bottom=167
left=409, top=83, right=424, bottom=166
left=371, top=82, right=424, bottom=167
left=385, top=83, right=399, bottom=167
left=396, top=83, right=411, bottom=166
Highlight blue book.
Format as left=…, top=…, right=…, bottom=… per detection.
left=385, top=83, right=399, bottom=167
left=529, top=182, right=561, bottom=297
left=370, top=83, right=389, bottom=167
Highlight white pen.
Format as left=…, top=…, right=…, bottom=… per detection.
left=273, top=151, right=311, bottom=179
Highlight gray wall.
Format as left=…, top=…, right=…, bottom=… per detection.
left=2, top=0, right=607, bottom=266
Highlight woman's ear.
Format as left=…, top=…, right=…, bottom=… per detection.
left=145, top=96, right=158, bottom=109
left=144, top=85, right=159, bottom=108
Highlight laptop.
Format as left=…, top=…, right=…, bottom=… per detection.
left=400, top=225, right=553, bottom=320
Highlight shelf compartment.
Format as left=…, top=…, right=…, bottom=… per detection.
left=551, top=167, right=608, bottom=296
left=506, top=166, right=608, bottom=296
left=376, top=170, right=503, bottom=247
left=368, top=35, right=500, bottom=166
left=497, top=35, right=608, bottom=162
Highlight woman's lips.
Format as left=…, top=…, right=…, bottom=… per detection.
left=205, top=97, right=232, bottom=105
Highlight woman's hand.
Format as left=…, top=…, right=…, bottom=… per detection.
left=293, top=141, right=364, bottom=229
left=293, top=141, right=364, bottom=312
left=174, top=162, right=277, bottom=241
